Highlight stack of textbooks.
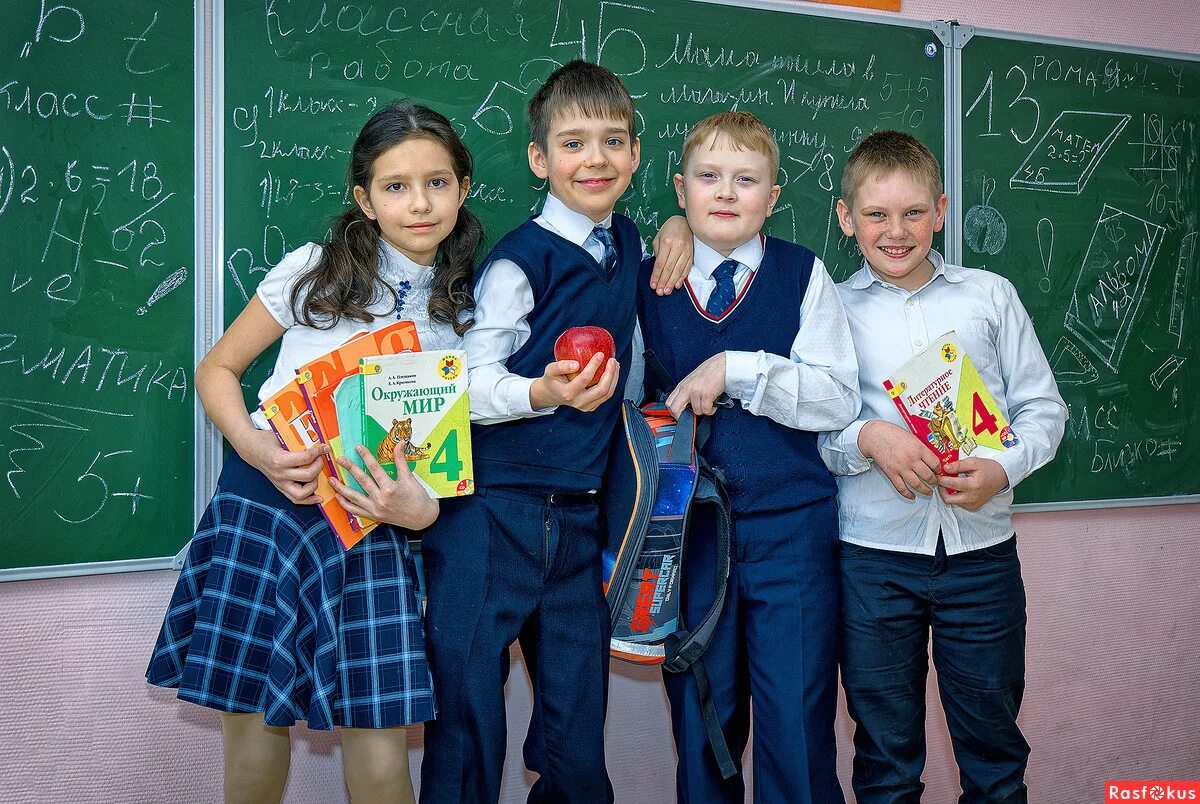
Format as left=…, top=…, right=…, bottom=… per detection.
left=883, top=330, right=1018, bottom=490
left=259, top=319, right=473, bottom=549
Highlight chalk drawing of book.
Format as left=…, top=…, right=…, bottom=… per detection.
left=1064, top=205, right=1165, bottom=371
left=1010, top=111, right=1130, bottom=194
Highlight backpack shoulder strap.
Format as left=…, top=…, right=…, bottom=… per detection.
left=662, top=458, right=735, bottom=780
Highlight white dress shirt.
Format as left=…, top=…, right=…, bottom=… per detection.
left=249, top=239, right=461, bottom=429
left=467, top=193, right=646, bottom=424
left=818, top=250, right=1068, bottom=555
left=633, top=235, right=860, bottom=432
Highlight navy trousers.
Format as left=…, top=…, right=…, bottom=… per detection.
left=663, top=497, right=844, bottom=804
left=840, top=534, right=1029, bottom=804
left=419, top=487, right=613, bottom=804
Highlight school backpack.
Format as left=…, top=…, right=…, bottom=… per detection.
left=601, top=396, right=738, bottom=779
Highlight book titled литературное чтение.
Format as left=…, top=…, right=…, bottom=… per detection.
left=882, top=331, right=1019, bottom=487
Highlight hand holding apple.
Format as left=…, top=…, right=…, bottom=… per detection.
left=553, top=326, right=616, bottom=388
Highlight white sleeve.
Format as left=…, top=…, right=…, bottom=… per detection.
left=466, top=258, right=551, bottom=424
left=724, top=258, right=861, bottom=431
left=818, top=420, right=873, bottom=477
left=623, top=320, right=645, bottom=403
left=988, top=280, right=1068, bottom=487
left=254, top=243, right=322, bottom=328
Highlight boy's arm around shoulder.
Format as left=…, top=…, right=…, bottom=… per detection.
left=726, top=258, right=861, bottom=431
left=952, top=277, right=1067, bottom=491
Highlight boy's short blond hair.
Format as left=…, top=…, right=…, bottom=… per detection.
left=681, top=111, right=780, bottom=180
left=528, top=59, right=636, bottom=152
left=841, top=130, right=943, bottom=208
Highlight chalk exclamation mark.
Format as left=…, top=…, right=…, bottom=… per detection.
left=137, top=266, right=188, bottom=315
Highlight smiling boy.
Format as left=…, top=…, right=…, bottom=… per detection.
left=820, top=130, right=1067, bottom=803
left=418, top=60, right=689, bottom=804
left=636, top=111, right=860, bottom=803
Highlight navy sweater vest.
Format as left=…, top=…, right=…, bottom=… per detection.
left=471, top=215, right=640, bottom=492
left=638, top=237, right=836, bottom=513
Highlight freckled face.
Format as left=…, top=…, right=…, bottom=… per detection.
left=837, top=169, right=946, bottom=291
left=673, top=133, right=780, bottom=256
left=528, top=109, right=639, bottom=222
left=353, top=137, right=469, bottom=265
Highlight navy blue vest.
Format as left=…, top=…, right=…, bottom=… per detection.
left=637, top=237, right=837, bottom=513
left=471, top=215, right=640, bottom=492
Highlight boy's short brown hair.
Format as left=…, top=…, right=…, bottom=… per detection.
left=680, top=111, right=780, bottom=180
left=841, top=130, right=943, bottom=208
left=527, top=60, right=636, bottom=151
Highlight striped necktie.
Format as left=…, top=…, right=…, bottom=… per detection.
left=591, top=225, right=616, bottom=276
left=705, top=259, right=739, bottom=317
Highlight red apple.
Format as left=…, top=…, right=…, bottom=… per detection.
left=554, top=326, right=616, bottom=387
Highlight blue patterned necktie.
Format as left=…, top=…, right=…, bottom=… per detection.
left=591, top=225, right=616, bottom=276
left=705, top=259, right=739, bottom=317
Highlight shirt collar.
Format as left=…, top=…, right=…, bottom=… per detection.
left=541, top=192, right=612, bottom=248
left=846, top=248, right=961, bottom=291
left=693, top=234, right=764, bottom=279
left=378, top=236, right=432, bottom=274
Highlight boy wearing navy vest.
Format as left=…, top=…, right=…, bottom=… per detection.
left=420, top=60, right=689, bottom=804
left=638, top=111, right=860, bottom=803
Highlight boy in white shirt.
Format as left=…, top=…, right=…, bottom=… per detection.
left=821, top=130, right=1068, bottom=803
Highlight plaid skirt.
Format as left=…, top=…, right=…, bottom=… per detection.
left=146, top=453, right=435, bottom=730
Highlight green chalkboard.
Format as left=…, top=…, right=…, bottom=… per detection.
left=222, top=0, right=946, bottom=397
left=959, top=33, right=1199, bottom=506
left=0, top=2, right=196, bottom=576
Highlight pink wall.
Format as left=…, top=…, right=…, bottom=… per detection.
left=2, top=1, right=1197, bottom=802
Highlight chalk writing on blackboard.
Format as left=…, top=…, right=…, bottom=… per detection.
left=1168, top=231, right=1195, bottom=347
left=1048, top=336, right=1100, bottom=386
left=1010, top=110, right=1129, bottom=194
left=1064, top=205, right=1165, bottom=371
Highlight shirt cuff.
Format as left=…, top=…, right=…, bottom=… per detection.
left=508, top=376, right=555, bottom=417
left=989, top=446, right=1025, bottom=491
left=724, top=350, right=761, bottom=407
left=841, top=419, right=873, bottom=474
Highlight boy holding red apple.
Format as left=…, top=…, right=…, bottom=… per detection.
left=636, top=111, right=860, bottom=803
left=418, top=60, right=691, bottom=804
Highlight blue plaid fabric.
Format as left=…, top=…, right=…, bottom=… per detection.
left=705, top=259, right=739, bottom=317
left=590, top=224, right=616, bottom=276
left=147, top=489, right=434, bottom=730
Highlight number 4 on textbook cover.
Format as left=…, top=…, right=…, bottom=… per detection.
left=882, top=331, right=1020, bottom=482
left=354, top=351, right=474, bottom=499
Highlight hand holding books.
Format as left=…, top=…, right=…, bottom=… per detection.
left=241, top=429, right=326, bottom=506
left=329, top=445, right=439, bottom=531
left=936, top=457, right=1010, bottom=511
left=875, top=331, right=1017, bottom=508
left=857, top=419, right=943, bottom=500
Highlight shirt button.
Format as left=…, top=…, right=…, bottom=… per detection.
left=915, top=339, right=924, bottom=348
left=906, top=299, right=915, bottom=307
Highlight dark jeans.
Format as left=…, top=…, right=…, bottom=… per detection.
left=420, top=487, right=613, bottom=804
left=840, top=535, right=1029, bottom=804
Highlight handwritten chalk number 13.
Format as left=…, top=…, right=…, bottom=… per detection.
left=965, top=67, right=1042, bottom=145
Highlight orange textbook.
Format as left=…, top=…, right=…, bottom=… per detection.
left=882, top=331, right=1018, bottom=488
left=259, top=376, right=370, bottom=549
left=297, top=320, right=422, bottom=538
